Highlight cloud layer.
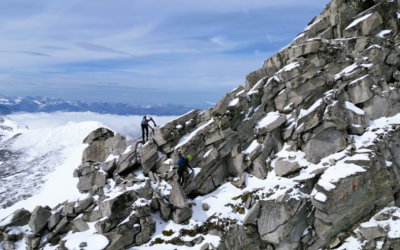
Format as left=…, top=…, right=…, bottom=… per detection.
left=0, top=0, right=330, bottom=105
left=8, top=112, right=178, bottom=137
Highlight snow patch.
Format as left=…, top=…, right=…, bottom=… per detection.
left=345, top=13, right=373, bottom=30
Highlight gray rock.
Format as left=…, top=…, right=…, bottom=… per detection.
left=97, top=190, right=138, bottom=233
left=2, top=241, right=15, bottom=250
left=289, top=40, right=322, bottom=58
left=153, top=109, right=201, bottom=146
left=71, top=217, right=90, bottom=232
left=258, top=198, right=309, bottom=249
left=254, top=113, right=287, bottom=135
left=0, top=208, right=31, bottom=231
left=77, top=171, right=107, bottom=192
left=48, top=211, right=61, bottom=231
left=231, top=172, right=246, bottom=188
left=48, top=216, right=69, bottom=239
left=100, top=159, right=117, bottom=175
left=138, top=141, right=159, bottom=174
left=29, top=206, right=52, bottom=234
left=138, top=216, right=156, bottom=244
left=344, top=11, right=383, bottom=37
left=243, top=201, right=260, bottom=225
left=202, top=203, right=210, bottom=211
left=26, top=234, right=41, bottom=248
left=169, top=181, right=189, bottom=208
left=197, top=176, right=216, bottom=195
left=363, top=95, right=394, bottom=120
left=135, top=179, right=153, bottom=200
left=359, top=224, right=387, bottom=241
left=158, top=199, right=171, bottom=221
left=115, top=142, right=139, bottom=174
left=275, top=159, right=303, bottom=177
left=394, top=69, right=400, bottom=81
left=172, top=207, right=192, bottom=224
left=211, top=162, right=226, bottom=187
left=75, top=195, right=94, bottom=214
left=346, top=75, right=374, bottom=104
left=135, top=204, right=151, bottom=218
left=211, top=93, right=232, bottom=117
left=62, top=202, right=75, bottom=215
left=3, top=230, right=23, bottom=241
left=201, top=243, right=209, bottom=250
left=104, top=220, right=140, bottom=250
left=302, top=126, right=347, bottom=164
left=83, top=127, right=114, bottom=144
left=222, top=225, right=267, bottom=250
left=104, top=133, right=126, bottom=156
left=82, top=140, right=107, bottom=163
left=82, top=210, right=102, bottom=223
left=226, top=153, right=246, bottom=176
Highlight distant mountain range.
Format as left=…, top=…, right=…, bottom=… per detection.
left=0, top=94, right=207, bottom=116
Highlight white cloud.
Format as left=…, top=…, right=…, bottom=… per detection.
left=8, top=112, right=178, bottom=137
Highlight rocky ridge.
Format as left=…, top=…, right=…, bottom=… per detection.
left=3, top=0, right=400, bottom=249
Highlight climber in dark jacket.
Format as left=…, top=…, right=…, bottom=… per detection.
left=177, top=155, right=194, bottom=186
left=141, top=116, right=157, bottom=142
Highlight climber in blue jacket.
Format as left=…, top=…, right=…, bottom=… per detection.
left=141, top=116, right=156, bottom=142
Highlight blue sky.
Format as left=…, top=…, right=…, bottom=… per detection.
left=0, top=0, right=330, bottom=106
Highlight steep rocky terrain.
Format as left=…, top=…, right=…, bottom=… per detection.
left=3, top=0, right=400, bottom=249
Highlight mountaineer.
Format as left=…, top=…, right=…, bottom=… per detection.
left=177, top=154, right=194, bottom=186
left=141, top=115, right=156, bottom=142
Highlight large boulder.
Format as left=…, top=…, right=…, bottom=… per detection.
left=346, top=75, right=374, bottom=104
left=115, top=142, right=139, bottom=175
left=211, top=93, right=232, bottom=117
left=274, top=159, right=303, bottom=177
left=169, top=181, right=189, bottom=208
left=302, top=126, right=347, bottom=164
left=0, top=208, right=31, bottom=231
left=77, top=171, right=107, bottom=192
left=257, top=197, right=310, bottom=250
left=138, top=141, right=159, bottom=174
left=29, top=206, right=52, bottom=234
left=152, top=109, right=201, bottom=146
left=97, top=190, right=138, bottom=233
left=171, top=206, right=192, bottom=224
left=83, top=128, right=114, bottom=144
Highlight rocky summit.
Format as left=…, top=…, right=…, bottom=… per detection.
left=4, top=0, right=400, bottom=249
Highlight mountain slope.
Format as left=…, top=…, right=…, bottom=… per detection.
left=0, top=115, right=105, bottom=210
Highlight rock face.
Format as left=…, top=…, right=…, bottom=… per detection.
left=6, top=0, right=400, bottom=249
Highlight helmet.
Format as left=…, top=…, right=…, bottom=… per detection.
left=146, top=116, right=151, bottom=120
left=187, top=155, right=193, bottom=160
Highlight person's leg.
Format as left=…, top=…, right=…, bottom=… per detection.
left=141, top=125, right=145, bottom=142
left=177, top=170, right=184, bottom=185
left=145, top=126, right=149, bottom=141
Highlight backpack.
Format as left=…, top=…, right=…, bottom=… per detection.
left=177, top=157, right=183, bottom=167
left=141, top=117, right=146, bottom=125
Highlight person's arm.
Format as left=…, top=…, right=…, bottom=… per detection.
left=150, top=118, right=157, bottom=127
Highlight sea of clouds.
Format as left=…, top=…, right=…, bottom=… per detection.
left=8, top=112, right=178, bottom=137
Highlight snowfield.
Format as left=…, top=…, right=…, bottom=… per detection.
left=0, top=115, right=104, bottom=215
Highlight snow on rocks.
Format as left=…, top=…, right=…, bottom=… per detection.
left=345, top=13, right=373, bottom=30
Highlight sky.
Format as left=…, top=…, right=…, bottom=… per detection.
left=0, top=0, right=330, bottom=106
